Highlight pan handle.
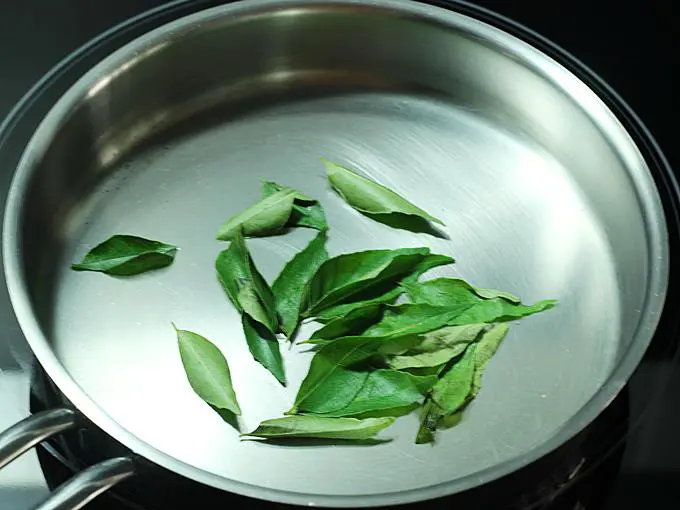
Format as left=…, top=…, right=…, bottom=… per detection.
left=31, top=457, right=135, bottom=510
left=0, top=408, right=79, bottom=470
left=0, top=407, right=136, bottom=510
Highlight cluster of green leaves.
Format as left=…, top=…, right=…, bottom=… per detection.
left=71, top=159, right=556, bottom=444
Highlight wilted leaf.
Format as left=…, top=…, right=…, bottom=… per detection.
left=415, top=344, right=476, bottom=444
left=323, top=158, right=444, bottom=227
left=242, top=415, right=395, bottom=441
left=261, top=180, right=327, bottom=231
left=216, top=188, right=298, bottom=241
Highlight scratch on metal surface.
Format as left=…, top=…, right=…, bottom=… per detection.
left=396, top=447, right=426, bottom=465
left=156, top=281, right=181, bottom=297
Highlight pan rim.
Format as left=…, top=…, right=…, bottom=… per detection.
left=1, top=0, right=673, bottom=506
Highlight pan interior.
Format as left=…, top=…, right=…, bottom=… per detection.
left=9, top=0, right=659, bottom=502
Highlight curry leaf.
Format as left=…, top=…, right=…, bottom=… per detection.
left=242, top=315, right=286, bottom=385
left=312, top=253, right=454, bottom=323
left=272, top=230, right=328, bottom=336
left=237, top=284, right=274, bottom=332
left=292, top=335, right=421, bottom=412
left=362, top=304, right=474, bottom=338
left=387, top=324, right=485, bottom=370
left=404, top=253, right=456, bottom=283
left=474, top=287, right=520, bottom=304
left=289, top=203, right=328, bottom=231
left=416, top=324, right=486, bottom=352
left=242, top=416, right=395, bottom=441
left=403, top=278, right=556, bottom=324
left=308, top=369, right=434, bottom=418
left=388, top=348, right=468, bottom=370
left=292, top=340, right=375, bottom=413
left=216, top=188, right=299, bottom=240
left=415, top=325, right=511, bottom=443
left=453, top=298, right=557, bottom=325
left=323, top=158, right=444, bottom=226
left=215, top=231, right=278, bottom=332
left=402, top=278, right=481, bottom=307
left=301, top=247, right=431, bottom=317
left=415, top=344, right=477, bottom=444
left=71, top=235, right=177, bottom=276
left=260, top=180, right=315, bottom=202
left=431, top=345, right=477, bottom=414
left=470, top=323, right=510, bottom=399
left=261, top=180, right=327, bottom=231
left=176, top=327, right=241, bottom=416
left=309, top=305, right=384, bottom=341
left=313, top=288, right=403, bottom=324
left=292, top=367, right=368, bottom=415
left=415, top=400, right=439, bottom=444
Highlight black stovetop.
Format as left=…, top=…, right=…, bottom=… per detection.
left=0, top=1, right=678, bottom=509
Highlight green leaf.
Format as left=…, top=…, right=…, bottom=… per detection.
left=261, top=180, right=327, bottom=231
left=323, top=158, right=444, bottom=226
left=301, top=247, right=431, bottom=317
left=260, top=180, right=315, bottom=202
left=403, top=253, right=456, bottom=283
left=401, top=365, right=448, bottom=378
left=242, top=315, right=286, bottom=385
left=388, top=348, right=467, bottom=370
left=292, top=335, right=421, bottom=412
left=216, top=188, right=299, bottom=241
left=71, top=235, right=177, bottom=276
left=362, top=304, right=474, bottom=338
left=387, top=324, right=485, bottom=370
left=296, top=368, right=434, bottom=418
left=313, top=288, right=403, bottom=324
left=473, top=287, right=520, bottom=304
left=293, top=367, right=369, bottom=415
left=415, top=400, right=438, bottom=444
left=176, top=327, right=241, bottom=416
left=312, top=253, right=454, bottom=323
left=242, top=416, right=395, bottom=441
left=416, top=324, right=486, bottom=352
left=452, top=298, right=557, bottom=325
left=215, top=231, right=278, bottom=332
left=470, top=323, right=510, bottom=399
left=301, top=304, right=471, bottom=348
left=403, top=278, right=556, bottom=324
left=290, top=202, right=328, bottom=231
left=271, top=230, right=328, bottom=336
left=415, top=325, right=511, bottom=443
left=309, top=304, right=384, bottom=341
left=312, top=369, right=429, bottom=418
left=402, top=278, right=482, bottom=307
left=431, top=345, right=477, bottom=414
left=415, top=344, right=477, bottom=444
left=237, top=284, right=274, bottom=332
left=292, top=339, right=377, bottom=412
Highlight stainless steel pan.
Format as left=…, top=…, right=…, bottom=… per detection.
left=0, top=0, right=674, bottom=508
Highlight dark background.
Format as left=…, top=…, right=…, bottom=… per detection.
left=0, top=1, right=677, bottom=508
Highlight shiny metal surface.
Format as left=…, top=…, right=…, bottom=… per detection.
left=33, top=458, right=135, bottom=510
left=0, top=409, right=131, bottom=510
left=1, top=0, right=669, bottom=507
left=0, top=409, right=79, bottom=471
